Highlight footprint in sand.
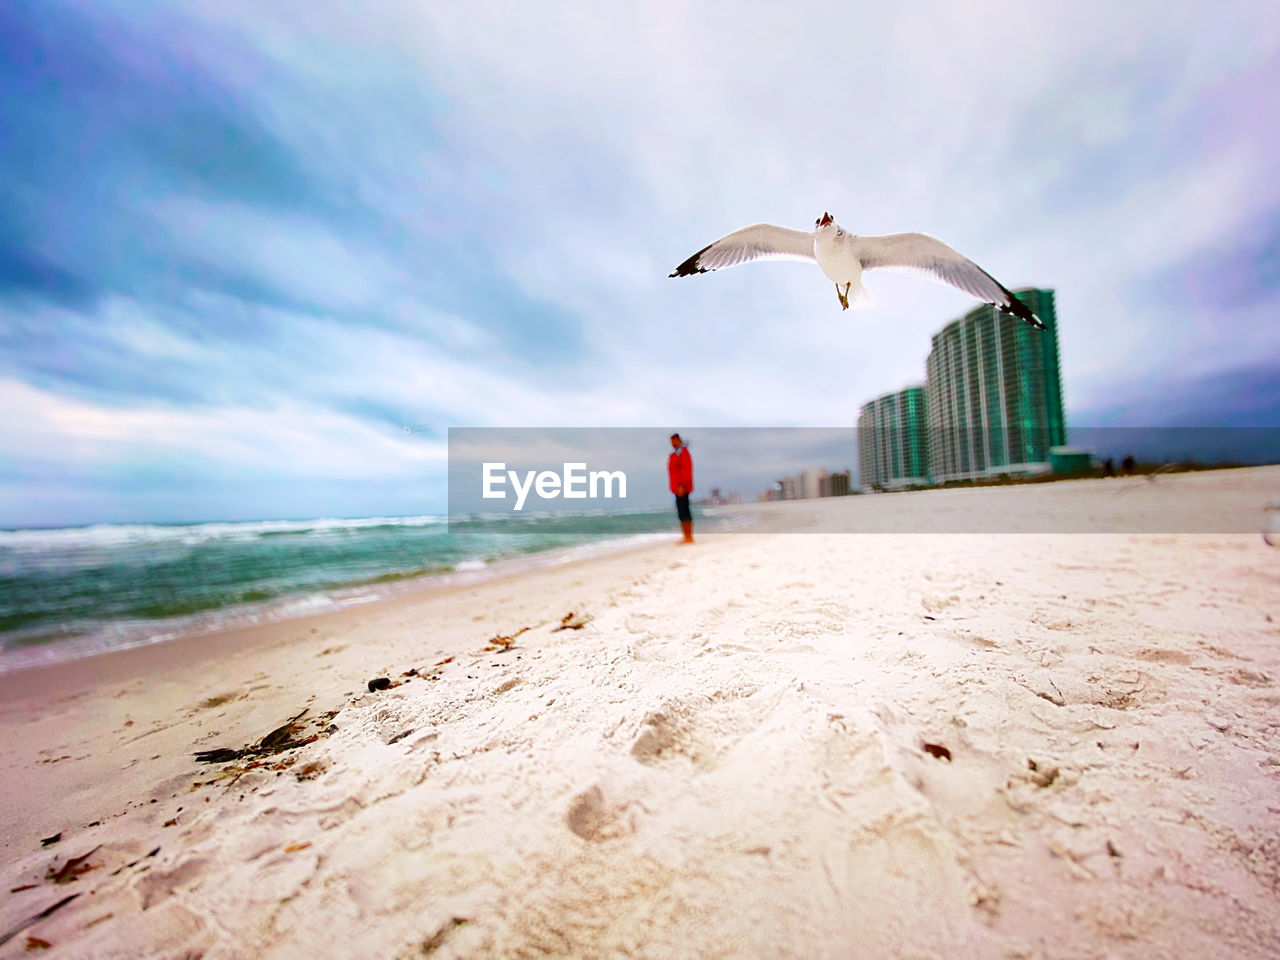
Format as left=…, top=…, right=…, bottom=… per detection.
left=630, top=711, right=686, bottom=765
left=135, top=855, right=211, bottom=910
left=1224, top=668, right=1272, bottom=688
left=198, top=692, right=241, bottom=710
left=565, top=785, right=636, bottom=842
left=1090, top=670, right=1158, bottom=711
left=921, top=594, right=961, bottom=614
left=629, top=686, right=772, bottom=771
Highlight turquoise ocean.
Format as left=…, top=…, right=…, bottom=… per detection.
left=0, top=509, right=720, bottom=673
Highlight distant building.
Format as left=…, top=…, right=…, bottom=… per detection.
left=801, top=467, right=827, bottom=500
left=857, top=386, right=929, bottom=491
left=924, top=288, right=1064, bottom=482
left=768, top=468, right=849, bottom=500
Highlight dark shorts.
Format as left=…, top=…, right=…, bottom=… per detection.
left=674, top=494, right=692, bottom=522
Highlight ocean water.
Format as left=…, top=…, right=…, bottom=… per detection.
left=0, top=510, right=698, bottom=673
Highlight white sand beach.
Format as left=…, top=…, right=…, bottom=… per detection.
left=2, top=468, right=1279, bottom=958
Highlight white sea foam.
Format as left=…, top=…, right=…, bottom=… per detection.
left=0, top=515, right=448, bottom=551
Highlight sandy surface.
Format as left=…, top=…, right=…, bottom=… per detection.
left=2, top=468, right=1279, bottom=958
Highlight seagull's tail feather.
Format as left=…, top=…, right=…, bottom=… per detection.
left=848, top=283, right=875, bottom=309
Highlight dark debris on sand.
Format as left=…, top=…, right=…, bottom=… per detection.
left=0, top=894, right=80, bottom=948
left=193, top=708, right=336, bottom=765
left=44, top=848, right=101, bottom=885
left=552, top=612, right=591, bottom=632
left=482, top=625, right=534, bottom=652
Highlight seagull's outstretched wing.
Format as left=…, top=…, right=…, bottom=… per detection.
left=854, top=233, right=1043, bottom=329
left=669, top=224, right=816, bottom=277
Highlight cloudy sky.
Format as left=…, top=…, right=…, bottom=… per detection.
left=2, top=1, right=1277, bottom=526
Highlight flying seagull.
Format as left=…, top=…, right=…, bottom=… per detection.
left=670, top=212, right=1043, bottom=329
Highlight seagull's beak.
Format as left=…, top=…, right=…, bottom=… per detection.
left=818, top=212, right=833, bottom=227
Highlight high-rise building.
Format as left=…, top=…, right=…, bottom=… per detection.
left=857, top=385, right=929, bottom=490
left=924, top=288, right=1064, bottom=482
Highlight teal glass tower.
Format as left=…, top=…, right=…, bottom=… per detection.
left=924, top=289, right=1064, bottom=481
left=857, top=385, right=930, bottom=490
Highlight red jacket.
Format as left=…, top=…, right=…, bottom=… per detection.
left=668, top=445, right=693, bottom=495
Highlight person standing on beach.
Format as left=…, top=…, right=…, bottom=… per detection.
left=668, top=433, right=694, bottom=544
